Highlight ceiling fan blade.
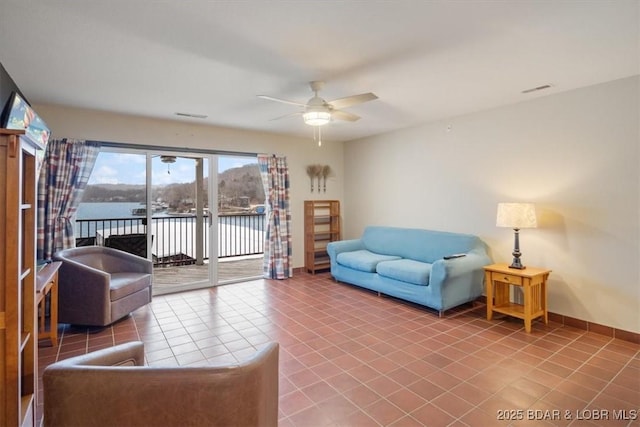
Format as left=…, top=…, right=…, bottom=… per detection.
left=331, top=110, right=361, bottom=122
left=257, top=95, right=306, bottom=107
left=269, top=111, right=303, bottom=121
left=328, top=92, right=378, bottom=110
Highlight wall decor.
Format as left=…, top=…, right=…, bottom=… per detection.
left=321, top=165, right=332, bottom=192
left=305, top=164, right=332, bottom=192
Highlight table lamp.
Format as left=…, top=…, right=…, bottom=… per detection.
left=496, top=202, right=537, bottom=269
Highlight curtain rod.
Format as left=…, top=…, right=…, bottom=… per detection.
left=90, top=140, right=259, bottom=157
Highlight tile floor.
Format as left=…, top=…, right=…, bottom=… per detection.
left=37, top=272, right=640, bottom=426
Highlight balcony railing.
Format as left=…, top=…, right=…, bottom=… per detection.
left=75, top=213, right=265, bottom=267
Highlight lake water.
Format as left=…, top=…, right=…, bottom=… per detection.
left=77, top=202, right=169, bottom=220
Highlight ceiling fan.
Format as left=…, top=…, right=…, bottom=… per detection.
left=258, top=81, right=378, bottom=126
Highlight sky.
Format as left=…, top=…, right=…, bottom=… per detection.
left=88, top=152, right=258, bottom=186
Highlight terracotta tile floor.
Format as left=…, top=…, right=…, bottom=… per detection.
left=37, top=272, right=640, bottom=426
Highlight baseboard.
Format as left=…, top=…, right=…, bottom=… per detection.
left=477, top=296, right=639, bottom=344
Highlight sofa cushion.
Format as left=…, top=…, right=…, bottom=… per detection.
left=336, top=250, right=401, bottom=273
left=376, top=259, right=432, bottom=286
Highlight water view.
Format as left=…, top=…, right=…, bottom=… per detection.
left=77, top=202, right=167, bottom=220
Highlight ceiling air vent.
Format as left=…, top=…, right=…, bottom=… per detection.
left=521, top=84, right=553, bottom=94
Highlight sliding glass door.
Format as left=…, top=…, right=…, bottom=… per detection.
left=77, top=148, right=264, bottom=295
left=148, top=153, right=217, bottom=295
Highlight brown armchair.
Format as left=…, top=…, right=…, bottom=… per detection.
left=52, top=246, right=153, bottom=326
left=43, top=341, right=279, bottom=427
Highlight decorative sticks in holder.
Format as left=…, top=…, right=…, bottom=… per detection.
left=306, top=165, right=320, bottom=192
left=306, top=164, right=332, bottom=192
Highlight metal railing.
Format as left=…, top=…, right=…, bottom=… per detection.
left=75, top=213, right=265, bottom=267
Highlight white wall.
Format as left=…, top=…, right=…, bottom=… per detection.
left=35, top=77, right=639, bottom=333
left=343, top=76, right=639, bottom=333
left=33, top=104, right=345, bottom=269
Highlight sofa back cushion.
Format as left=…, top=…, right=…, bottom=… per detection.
left=361, top=226, right=482, bottom=263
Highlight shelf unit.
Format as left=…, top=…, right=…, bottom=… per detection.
left=304, top=200, right=340, bottom=274
left=1, top=129, right=42, bottom=427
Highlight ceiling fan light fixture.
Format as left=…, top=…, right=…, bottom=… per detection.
left=303, top=110, right=331, bottom=126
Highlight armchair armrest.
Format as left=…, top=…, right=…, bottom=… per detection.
left=54, top=255, right=112, bottom=295
left=52, top=254, right=112, bottom=325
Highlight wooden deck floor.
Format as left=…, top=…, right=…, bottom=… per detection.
left=152, top=256, right=263, bottom=294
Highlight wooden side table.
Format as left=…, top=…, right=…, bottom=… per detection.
left=36, top=261, right=62, bottom=346
left=484, top=263, right=552, bottom=333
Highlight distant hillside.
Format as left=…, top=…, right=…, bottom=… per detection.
left=83, top=164, right=264, bottom=207
left=218, top=164, right=264, bottom=206
left=83, top=183, right=146, bottom=203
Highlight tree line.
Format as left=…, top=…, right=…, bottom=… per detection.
left=82, top=164, right=265, bottom=208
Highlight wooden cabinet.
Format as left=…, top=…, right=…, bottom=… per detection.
left=0, top=129, right=42, bottom=427
left=304, top=200, right=340, bottom=274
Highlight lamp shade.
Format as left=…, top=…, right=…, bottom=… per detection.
left=496, top=203, right=537, bottom=229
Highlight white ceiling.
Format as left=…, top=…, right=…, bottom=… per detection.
left=0, top=1, right=638, bottom=142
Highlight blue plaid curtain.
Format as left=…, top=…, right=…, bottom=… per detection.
left=258, top=154, right=292, bottom=279
left=37, top=139, right=100, bottom=260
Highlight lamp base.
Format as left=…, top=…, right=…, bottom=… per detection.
left=509, top=228, right=526, bottom=269
left=508, top=262, right=526, bottom=270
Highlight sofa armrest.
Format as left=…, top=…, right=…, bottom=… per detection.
left=429, top=250, right=491, bottom=297
left=327, top=239, right=365, bottom=261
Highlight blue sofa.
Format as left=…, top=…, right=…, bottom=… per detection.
left=327, top=226, right=491, bottom=316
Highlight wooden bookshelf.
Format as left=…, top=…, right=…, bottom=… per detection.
left=0, top=129, right=42, bottom=426
left=304, top=200, right=340, bottom=274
